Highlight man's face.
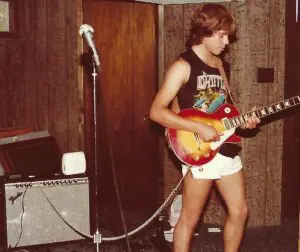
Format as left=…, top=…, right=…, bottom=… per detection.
left=202, top=30, right=229, bottom=55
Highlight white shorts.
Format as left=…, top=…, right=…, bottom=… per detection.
left=182, top=153, right=242, bottom=180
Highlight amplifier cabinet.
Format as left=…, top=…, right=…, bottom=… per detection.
left=3, top=176, right=90, bottom=248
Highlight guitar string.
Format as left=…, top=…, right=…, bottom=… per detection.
left=194, top=133, right=201, bottom=147
left=229, top=96, right=300, bottom=128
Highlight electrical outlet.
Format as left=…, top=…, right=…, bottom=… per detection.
left=257, top=67, right=274, bottom=83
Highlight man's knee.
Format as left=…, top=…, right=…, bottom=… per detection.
left=228, top=203, right=249, bottom=221
left=177, top=213, right=200, bottom=229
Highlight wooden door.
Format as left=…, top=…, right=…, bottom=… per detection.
left=282, top=0, right=300, bottom=221
left=83, top=0, right=162, bottom=233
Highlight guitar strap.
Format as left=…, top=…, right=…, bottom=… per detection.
left=217, top=62, right=237, bottom=106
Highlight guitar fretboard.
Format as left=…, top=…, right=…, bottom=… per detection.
left=223, top=96, right=300, bottom=129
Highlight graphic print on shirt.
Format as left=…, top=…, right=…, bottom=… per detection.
left=193, top=71, right=226, bottom=113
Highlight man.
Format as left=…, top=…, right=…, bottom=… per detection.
left=150, top=4, right=260, bottom=252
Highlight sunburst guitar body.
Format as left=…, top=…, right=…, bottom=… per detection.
left=166, top=96, right=300, bottom=166
left=166, top=104, right=241, bottom=166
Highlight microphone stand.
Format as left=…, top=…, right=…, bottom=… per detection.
left=90, top=60, right=101, bottom=252
left=80, top=25, right=102, bottom=251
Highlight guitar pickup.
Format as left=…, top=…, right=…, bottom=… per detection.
left=221, top=117, right=232, bottom=131
left=210, top=129, right=235, bottom=150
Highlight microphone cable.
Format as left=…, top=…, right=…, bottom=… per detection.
left=101, top=171, right=186, bottom=241
left=96, top=71, right=133, bottom=251
left=108, top=144, right=132, bottom=251
left=40, top=170, right=186, bottom=241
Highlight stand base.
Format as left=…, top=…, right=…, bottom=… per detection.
left=93, top=230, right=102, bottom=243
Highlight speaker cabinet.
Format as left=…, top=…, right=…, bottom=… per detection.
left=0, top=136, right=62, bottom=177
left=2, top=176, right=90, bottom=248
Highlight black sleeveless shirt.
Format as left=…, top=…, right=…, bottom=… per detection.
left=177, top=48, right=240, bottom=157
left=177, top=48, right=226, bottom=112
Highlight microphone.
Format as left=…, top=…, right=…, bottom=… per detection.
left=79, top=24, right=100, bottom=70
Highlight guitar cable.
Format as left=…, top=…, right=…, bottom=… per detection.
left=13, top=182, right=31, bottom=248
left=101, top=169, right=187, bottom=241
left=91, top=80, right=188, bottom=246
left=36, top=168, right=188, bottom=242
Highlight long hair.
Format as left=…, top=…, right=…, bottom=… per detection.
left=186, top=4, right=236, bottom=48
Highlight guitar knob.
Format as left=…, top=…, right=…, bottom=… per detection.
left=184, top=148, right=193, bottom=154
left=204, top=153, right=210, bottom=158
left=194, top=156, right=200, bottom=161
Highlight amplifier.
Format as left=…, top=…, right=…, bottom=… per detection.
left=2, top=176, right=90, bottom=248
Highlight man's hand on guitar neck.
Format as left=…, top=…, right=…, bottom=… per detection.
left=240, top=106, right=261, bottom=129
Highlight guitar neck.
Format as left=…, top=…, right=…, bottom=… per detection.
left=224, top=96, right=300, bottom=129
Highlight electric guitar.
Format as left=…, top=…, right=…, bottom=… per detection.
left=166, top=95, right=300, bottom=166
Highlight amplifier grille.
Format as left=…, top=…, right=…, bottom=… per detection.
left=4, top=177, right=90, bottom=248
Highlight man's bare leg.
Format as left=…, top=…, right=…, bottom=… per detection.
left=173, top=172, right=213, bottom=252
left=215, top=170, right=248, bottom=252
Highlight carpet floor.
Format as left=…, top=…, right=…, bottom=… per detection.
left=1, top=219, right=298, bottom=252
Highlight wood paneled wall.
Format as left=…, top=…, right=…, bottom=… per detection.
left=163, top=1, right=286, bottom=227
left=231, top=0, right=286, bottom=227
left=0, top=0, right=83, bottom=153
